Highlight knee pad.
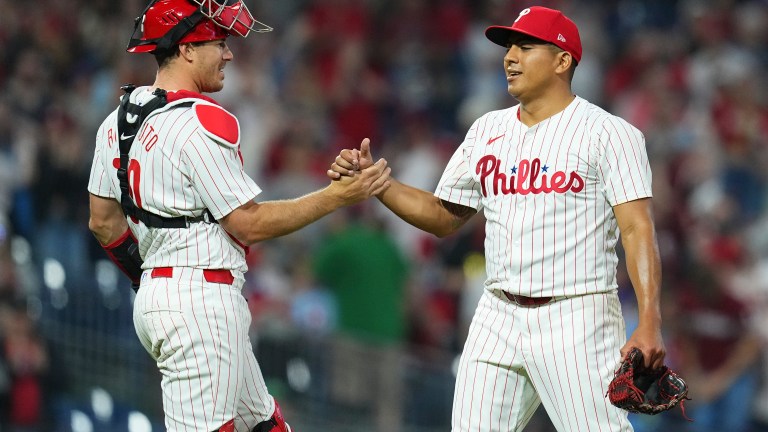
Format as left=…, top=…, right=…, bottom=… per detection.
left=252, top=400, right=292, bottom=432
left=217, top=420, right=235, bottom=432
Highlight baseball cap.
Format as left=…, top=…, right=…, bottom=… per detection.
left=485, top=6, right=582, bottom=63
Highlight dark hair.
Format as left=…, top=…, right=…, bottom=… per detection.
left=154, top=47, right=181, bottom=68
left=154, top=40, right=217, bottom=68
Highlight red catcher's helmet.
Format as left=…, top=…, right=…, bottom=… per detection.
left=127, top=0, right=272, bottom=54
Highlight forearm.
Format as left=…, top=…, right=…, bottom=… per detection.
left=89, top=194, right=143, bottom=286
left=88, top=194, right=130, bottom=245
left=377, top=179, right=462, bottom=237
left=225, top=187, right=346, bottom=244
left=227, top=160, right=390, bottom=244
left=621, top=221, right=663, bottom=328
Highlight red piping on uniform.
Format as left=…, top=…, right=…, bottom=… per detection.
left=166, top=89, right=220, bottom=105
left=224, top=231, right=250, bottom=255
left=103, top=229, right=141, bottom=284
left=105, top=229, right=136, bottom=249
left=150, top=267, right=235, bottom=285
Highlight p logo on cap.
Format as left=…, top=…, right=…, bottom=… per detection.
left=515, top=8, right=531, bottom=23
left=485, top=6, right=582, bottom=63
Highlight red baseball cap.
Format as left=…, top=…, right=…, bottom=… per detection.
left=485, top=6, right=582, bottom=63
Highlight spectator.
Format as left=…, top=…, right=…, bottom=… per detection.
left=0, top=302, right=50, bottom=432
left=674, top=245, right=762, bottom=432
left=1, top=0, right=768, bottom=429
left=312, top=208, right=410, bottom=431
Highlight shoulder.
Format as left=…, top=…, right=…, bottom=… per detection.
left=580, top=100, right=643, bottom=139
left=463, top=106, right=519, bottom=141
left=188, top=101, right=240, bottom=147
left=97, top=108, right=119, bottom=134
left=478, top=105, right=519, bottom=124
left=94, top=108, right=119, bottom=146
left=161, top=90, right=240, bottom=147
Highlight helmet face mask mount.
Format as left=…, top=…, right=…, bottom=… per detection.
left=194, top=0, right=268, bottom=37
left=127, top=0, right=272, bottom=54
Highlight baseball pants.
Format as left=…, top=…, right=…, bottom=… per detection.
left=134, top=267, right=274, bottom=432
left=452, top=288, right=633, bottom=432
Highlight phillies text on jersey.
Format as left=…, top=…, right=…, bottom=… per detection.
left=435, top=96, right=652, bottom=298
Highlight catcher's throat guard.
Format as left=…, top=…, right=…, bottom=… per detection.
left=127, top=0, right=272, bottom=53
left=607, top=348, right=692, bottom=421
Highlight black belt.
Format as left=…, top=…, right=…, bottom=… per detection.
left=503, top=292, right=554, bottom=307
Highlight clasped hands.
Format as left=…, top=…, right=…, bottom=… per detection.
left=326, top=138, right=389, bottom=204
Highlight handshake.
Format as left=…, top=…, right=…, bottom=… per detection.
left=324, top=138, right=391, bottom=206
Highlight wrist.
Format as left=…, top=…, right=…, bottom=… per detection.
left=321, top=184, right=348, bottom=209
left=637, top=303, right=662, bottom=322
left=635, top=317, right=662, bottom=333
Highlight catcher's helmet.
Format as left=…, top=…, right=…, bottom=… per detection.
left=127, top=0, right=272, bottom=54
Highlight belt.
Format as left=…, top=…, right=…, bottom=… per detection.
left=503, top=291, right=553, bottom=307
left=150, top=267, right=235, bottom=285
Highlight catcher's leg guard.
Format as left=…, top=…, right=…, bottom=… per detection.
left=252, top=401, right=292, bottom=432
left=216, top=420, right=235, bottom=432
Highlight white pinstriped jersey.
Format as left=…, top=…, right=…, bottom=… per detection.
left=435, top=96, right=652, bottom=298
left=88, top=87, right=261, bottom=273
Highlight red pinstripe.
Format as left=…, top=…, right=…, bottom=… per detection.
left=494, top=315, right=520, bottom=430
left=91, top=88, right=279, bottom=431
left=523, top=308, right=566, bottom=426
left=466, top=292, right=503, bottom=430
left=439, top=97, right=646, bottom=431
left=479, top=299, right=511, bottom=429
left=133, top=268, right=273, bottom=431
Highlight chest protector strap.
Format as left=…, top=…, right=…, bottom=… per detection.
left=117, top=84, right=216, bottom=228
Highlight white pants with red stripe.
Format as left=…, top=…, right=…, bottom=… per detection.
left=452, top=289, right=633, bottom=432
left=133, top=267, right=274, bottom=432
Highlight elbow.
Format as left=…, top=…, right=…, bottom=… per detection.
left=431, top=225, right=458, bottom=239
left=225, top=227, right=272, bottom=246
left=431, top=215, right=467, bottom=238
left=88, top=216, right=106, bottom=237
left=236, top=234, right=265, bottom=247
left=88, top=216, right=114, bottom=245
left=433, top=230, right=451, bottom=239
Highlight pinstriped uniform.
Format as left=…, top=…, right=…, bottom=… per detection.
left=88, top=87, right=260, bottom=272
left=88, top=87, right=274, bottom=431
left=133, top=268, right=272, bottom=431
left=435, top=97, right=651, bottom=431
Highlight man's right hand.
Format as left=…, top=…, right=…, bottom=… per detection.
left=327, top=157, right=390, bottom=205
left=327, top=138, right=376, bottom=179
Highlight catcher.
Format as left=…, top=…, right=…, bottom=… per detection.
left=608, top=347, right=692, bottom=420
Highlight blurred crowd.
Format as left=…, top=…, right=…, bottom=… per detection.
left=0, top=0, right=767, bottom=430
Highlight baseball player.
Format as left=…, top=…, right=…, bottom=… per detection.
left=330, top=6, right=665, bottom=431
left=86, top=1, right=390, bottom=431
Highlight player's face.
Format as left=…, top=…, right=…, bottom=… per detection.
left=190, top=39, right=233, bottom=93
left=503, top=36, right=564, bottom=102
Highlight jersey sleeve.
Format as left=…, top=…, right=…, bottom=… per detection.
left=434, top=118, right=485, bottom=211
left=87, top=115, right=117, bottom=199
left=596, top=116, right=653, bottom=206
left=182, top=104, right=261, bottom=220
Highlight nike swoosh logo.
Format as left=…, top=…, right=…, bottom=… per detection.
left=120, top=133, right=135, bottom=140
left=487, top=134, right=505, bottom=145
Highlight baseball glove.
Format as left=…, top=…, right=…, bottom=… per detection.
left=607, top=348, right=691, bottom=419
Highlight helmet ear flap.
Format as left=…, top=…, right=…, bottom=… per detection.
left=126, top=1, right=157, bottom=52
